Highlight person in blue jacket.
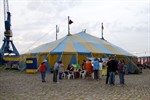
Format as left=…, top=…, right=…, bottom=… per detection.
left=93, top=58, right=100, bottom=80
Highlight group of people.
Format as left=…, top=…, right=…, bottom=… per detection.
left=81, top=58, right=105, bottom=80
left=39, top=60, right=64, bottom=83
left=82, top=57, right=127, bottom=86
left=106, top=56, right=127, bottom=86
left=38, top=56, right=127, bottom=86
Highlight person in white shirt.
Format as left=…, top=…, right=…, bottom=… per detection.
left=99, top=60, right=103, bottom=79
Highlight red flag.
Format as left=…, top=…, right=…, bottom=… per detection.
left=69, top=19, right=73, bottom=24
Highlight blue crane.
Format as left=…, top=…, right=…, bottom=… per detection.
left=0, top=0, right=19, bottom=64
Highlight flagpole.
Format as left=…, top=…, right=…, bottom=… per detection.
left=101, top=22, right=104, bottom=40
left=68, top=16, right=70, bottom=35
left=56, top=25, right=58, bottom=40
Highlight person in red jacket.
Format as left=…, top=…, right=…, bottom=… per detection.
left=85, top=60, right=93, bottom=77
left=40, top=60, right=47, bottom=82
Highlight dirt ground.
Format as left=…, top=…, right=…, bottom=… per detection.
left=0, top=67, right=150, bottom=100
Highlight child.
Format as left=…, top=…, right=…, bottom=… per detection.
left=39, top=60, right=47, bottom=82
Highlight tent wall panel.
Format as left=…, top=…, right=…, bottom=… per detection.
left=70, top=55, right=77, bottom=64
left=44, top=54, right=50, bottom=71
left=47, top=54, right=51, bottom=67
left=37, top=54, right=46, bottom=66
left=127, top=57, right=132, bottom=73
left=62, top=54, right=73, bottom=69
left=123, top=57, right=130, bottom=72
left=131, top=57, right=138, bottom=73
left=49, top=54, right=58, bottom=68
left=77, top=54, right=88, bottom=67
left=92, top=53, right=104, bottom=58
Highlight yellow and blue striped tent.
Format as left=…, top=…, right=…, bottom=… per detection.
left=23, top=32, right=137, bottom=73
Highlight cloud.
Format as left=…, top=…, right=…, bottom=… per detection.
left=26, top=0, right=80, bottom=18
left=0, top=0, right=149, bottom=56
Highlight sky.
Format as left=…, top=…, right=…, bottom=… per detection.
left=0, top=0, right=150, bottom=57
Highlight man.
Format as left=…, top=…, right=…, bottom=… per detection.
left=107, top=56, right=118, bottom=85
left=53, top=61, right=61, bottom=83
left=106, top=59, right=110, bottom=84
left=93, top=58, right=100, bottom=80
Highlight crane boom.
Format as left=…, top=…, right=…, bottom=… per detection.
left=4, top=0, right=9, bottom=20
left=4, top=0, right=12, bottom=37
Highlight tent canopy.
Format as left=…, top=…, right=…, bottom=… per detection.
left=28, top=32, right=134, bottom=57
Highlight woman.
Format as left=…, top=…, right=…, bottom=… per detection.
left=58, top=61, right=64, bottom=80
left=85, top=60, right=93, bottom=77
left=99, top=60, right=103, bottom=79
left=118, top=60, right=125, bottom=85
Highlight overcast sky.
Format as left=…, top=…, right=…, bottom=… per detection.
left=0, top=0, right=149, bottom=57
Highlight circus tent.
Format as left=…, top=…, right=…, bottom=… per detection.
left=22, top=31, right=137, bottom=73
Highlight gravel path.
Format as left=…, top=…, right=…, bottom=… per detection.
left=0, top=68, right=150, bottom=100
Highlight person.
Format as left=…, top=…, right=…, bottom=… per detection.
left=70, top=65, right=75, bottom=71
left=81, top=60, right=86, bottom=70
left=72, top=63, right=80, bottom=71
left=93, top=58, right=100, bottom=80
left=39, top=60, right=47, bottom=82
left=118, top=60, right=125, bottom=86
left=70, top=64, right=75, bottom=78
left=53, top=61, right=60, bottom=83
left=58, top=61, right=64, bottom=80
left=63, top=64, right=71, bottom=78
left=63, top=64, right=75, bottom=79
left=72, top=63, right=80, bottom=78
left=107, top=56, right=118, bottom=85
left=85, top=59, right=93, bottom=77
left=102, top=62, right=107, bottom=76
left=106, top=59, right=110, bottom=84
left=99, top=59, right=103, bottom=79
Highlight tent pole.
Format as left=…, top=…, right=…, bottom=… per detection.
left=56, top=25, right=58, bottom=40
left=101, top=22, right=104, bottom=40
left=91, top=53, right=93, bottom=58
left=68, top=16, right=70, bottom=35
left=76, top=53, right=78, bottom=64
left=60, top=52, right=64, bottom=61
